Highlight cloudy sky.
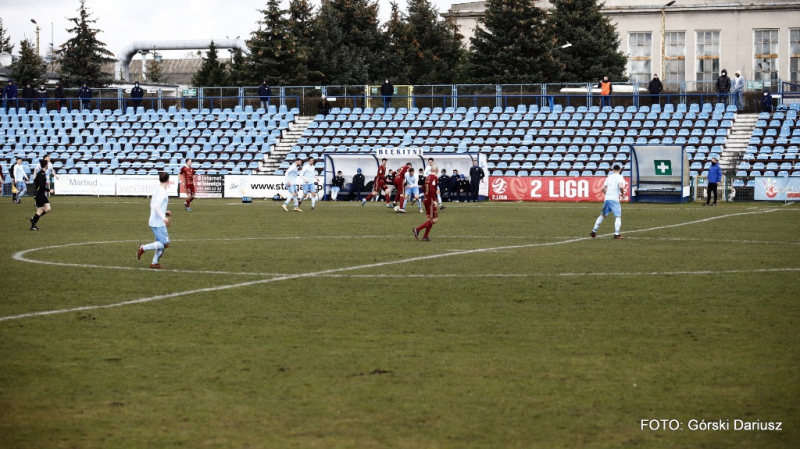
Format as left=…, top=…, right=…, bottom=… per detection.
left=1, top=0, right=463, bottom=59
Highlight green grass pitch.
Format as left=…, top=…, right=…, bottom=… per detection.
left=0, top=197, right=798, bottom=448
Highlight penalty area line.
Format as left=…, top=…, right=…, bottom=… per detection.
left=0, top=208, right=782, bottom=322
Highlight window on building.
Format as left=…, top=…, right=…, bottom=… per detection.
left=696, top=30, right=720, bottom=89
left=754, top=29, right=779, bottom=87
left=628, top=32, right=652, bottom=84
left=664, top=31, right=686, bottom=87
left=790, top=29, right=799, bottom=85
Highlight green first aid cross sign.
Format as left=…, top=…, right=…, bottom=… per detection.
left=654, top=160, right=672, bottom=176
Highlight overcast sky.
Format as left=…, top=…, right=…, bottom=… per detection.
left=1, top=0, right=462, bottom=59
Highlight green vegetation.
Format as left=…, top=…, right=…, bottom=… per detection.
left=57, top=0, right=115, bottom=88
left=0, top=198, right=797, bottom=448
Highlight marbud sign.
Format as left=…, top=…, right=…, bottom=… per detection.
left=488, top=176, right=630, bottom=202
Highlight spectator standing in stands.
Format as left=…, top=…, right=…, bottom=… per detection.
left=716, top=70, right=731, bottom=106
left=330, top=170, right=345, bottom=201
left=4, top=79, right=18, bottom=112
left=732, top=71, right=745, bottom=112
left=647, top=74, right=663, bottom=106
left=22, top=82, right=36, bottom=111
left=258, top=80, right=272, bottom=110
left=704, top=156, right=722, bottom=206
left=130, top=81, right=144, bottom=109
left=12, top=157, right=28, bottom=203
left=380, top=78, right=393, bottom=109
left=760, top=89, right=773, bottom=113
left=54, top=82, right=66, bottom=111
left=79, top=82, right=92, bottom=110
left=468, top=159, right=485, bottom=202
left=318, top=95, right=331, bottom=116
left=37, top=84, right=48, bottom=110
left=598, top=76, right=612, bottom=108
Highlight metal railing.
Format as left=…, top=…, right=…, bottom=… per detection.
left=1, top=78, right=788, bottom=117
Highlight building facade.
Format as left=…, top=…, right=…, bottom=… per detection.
left=444, top=1, right=800, bottom=89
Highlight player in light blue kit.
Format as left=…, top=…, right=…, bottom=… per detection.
left=137, top=172, right=172, bottom=269
left=282, top=159, right=302, bottom=212
left=299, top=157, right=318, bottom=210
left=591, top=164, right=626, bottom=239
left=404, top=167, right=423, bottom=213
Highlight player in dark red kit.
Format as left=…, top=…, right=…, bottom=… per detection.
left=413, top=165, right=439, bottom=241
left=179, top=159, right=196, bottom=211
left=393, top=162, right=413, bottom=212
left=362, top=158, right=392, bottom=207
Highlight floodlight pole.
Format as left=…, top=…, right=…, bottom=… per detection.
left=31, top=19, right=40, bottom=56
left=661, top=1, right=676, bottom=81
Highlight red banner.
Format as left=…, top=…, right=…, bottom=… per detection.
left=488, top=177, right=630, bottom=202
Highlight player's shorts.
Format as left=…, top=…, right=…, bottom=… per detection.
left=185, top=183, right=196, bottom=195
left=374, top=180, right=386, bottom=191
left=601, top=200, right=622, bottom=218
left=424, top=201, right=438, bottom=219
left=151, top=226, right=170, bottom=245
left=35, top=192, right=49, bottom=208
left=287, top=185, right=297, bottom=194
left=303, top=183, right=315, bottom=195
left=406, top=186, right=420, bottom=196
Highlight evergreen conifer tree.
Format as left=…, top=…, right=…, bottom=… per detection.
left=462, top=0, right=561, bottom=84
left=403, top=0, right=464, bottom=84
left=10, top=39, right=45, bottom=87
left=247, top=0, right=296, bottom=85
left=288, top=0, right=315, bottom=84
left=0, top=18, right=14, bottom=54
left=191, top=41, right=229, bottom=87
left=57, top=0, right=115, bottom=87
left=549, top=0, right=627, bottom=82
left=145, top=51, right=165, bottom=83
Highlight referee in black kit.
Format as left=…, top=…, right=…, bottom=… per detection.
left=30, top=159, right=52, bottom=231
left=468, top=159, right=485, bottom=202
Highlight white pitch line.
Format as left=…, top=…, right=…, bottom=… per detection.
left=0, top=208, right=784, bottom=322
left=314, top=267, right=800, bottom=278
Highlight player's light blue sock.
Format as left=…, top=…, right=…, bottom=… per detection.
left=293, top=196, right=299, bottom=207
left=311, top=196, right=316, bottom=208
left=143, top=242, right=159, bottom=251
left=283, top=197, right=291, bottom=206
left=615, top=217, right=621, bottom=234
left=437, top=194, right=442, bottom=204
left=593, top=216, right=604, bottom=232
left=153, top=248, right=163, bottom=264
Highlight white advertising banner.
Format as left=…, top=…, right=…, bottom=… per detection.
left=115, top=175, right=179, bottom=197
left=224, top=174, right=321, bottom=198
left=57, top=175, right=116, bottom=195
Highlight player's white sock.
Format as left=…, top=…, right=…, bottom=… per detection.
left=153, top=248, right=163, bottom=264
left=593, top=215, right=604, bottom=232
left=437, top=194, right=442, bottom=205
left=614, top=217, right=621, bottom=234
left=142, top=242, right=159, bottom=251
left=283, top=197, right=291, bottom=206
left=293, top=196, right=299, bottom=207
left=311, top=196, right=316, bottom=208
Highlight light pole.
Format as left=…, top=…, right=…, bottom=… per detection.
left=661, top=1, right=676, bottom=81
left=30, top=19, right=40, bottom=56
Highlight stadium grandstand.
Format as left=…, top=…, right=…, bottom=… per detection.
left=2, top=91, right=800, bottom=197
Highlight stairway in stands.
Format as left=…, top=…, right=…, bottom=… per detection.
left=721, top=113, right=758, bottom=174
left=262, top=116, right=314, bottom=173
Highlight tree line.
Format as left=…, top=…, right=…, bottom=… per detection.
left=1, top=0, right=628, bottom=89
